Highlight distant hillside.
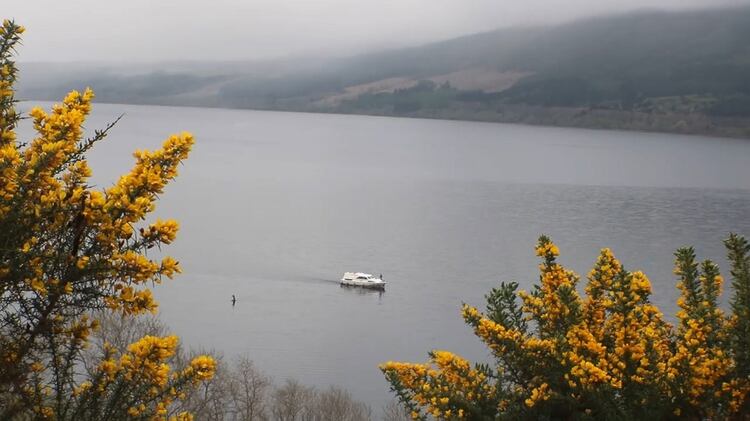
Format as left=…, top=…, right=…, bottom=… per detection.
left=17, top=5, right=750, bottom=138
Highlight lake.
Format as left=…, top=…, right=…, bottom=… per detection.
left=17, top=103, right=750, bottom=412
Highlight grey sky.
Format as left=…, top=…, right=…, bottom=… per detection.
left=6, top=0, right=747, bottom=62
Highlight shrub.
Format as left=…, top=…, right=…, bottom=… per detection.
left=381, top=235, right=750, bottom=420
left=0, top=20, right=215, bottom=419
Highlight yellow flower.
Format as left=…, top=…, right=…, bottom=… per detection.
left=76, top=256, right=89, bottom=269
left=29, top=278, right=47, bottom=295
left=189, top=355, right=217, bottom=381
left=168, top=413, right=194, bottom=421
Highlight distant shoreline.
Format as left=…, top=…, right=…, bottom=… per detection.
left=323, top=105, right=750, bottom=140
left=20, top=98, right=750, bottom=140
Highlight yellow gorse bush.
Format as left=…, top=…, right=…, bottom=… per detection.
left=0, top=21, right=215, bottom=419
left=382, top=235, right=750, bottom=420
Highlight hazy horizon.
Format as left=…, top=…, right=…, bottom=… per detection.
left=7, top=0, right=747, bottom=63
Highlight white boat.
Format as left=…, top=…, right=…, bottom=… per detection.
left=340, top=272, right=386, bottom=289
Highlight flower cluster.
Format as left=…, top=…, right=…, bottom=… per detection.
left=66, top=336, right=216, bottom=420
left=381, top=350, right=494, bottom=420
left=382, top=235, right=750, bottom=419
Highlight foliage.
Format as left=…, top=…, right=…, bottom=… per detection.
left=0, top=20, right=216, bottom=419
left=381, top=235, right=750, bottom=420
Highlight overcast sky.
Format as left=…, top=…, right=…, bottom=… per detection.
left=6, top=0, right=748, bottom=62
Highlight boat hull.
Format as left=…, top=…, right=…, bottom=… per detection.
left=340, top=280, right=386, bottom=290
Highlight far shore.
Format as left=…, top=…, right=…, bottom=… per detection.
left=18, top=97, right=750, bottom=140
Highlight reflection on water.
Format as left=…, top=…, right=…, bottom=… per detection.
left=340, top=284, right=386, bottom=298
left=16, top=103, right=750, bottom=412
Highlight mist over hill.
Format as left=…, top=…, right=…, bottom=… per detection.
left=17, top=5, right=750, bottom=137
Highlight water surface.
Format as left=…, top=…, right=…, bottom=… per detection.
left=18, top=104, right=750, bottom=412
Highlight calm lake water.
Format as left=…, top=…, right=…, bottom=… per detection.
left=18, top=103, right=750, bottom=412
